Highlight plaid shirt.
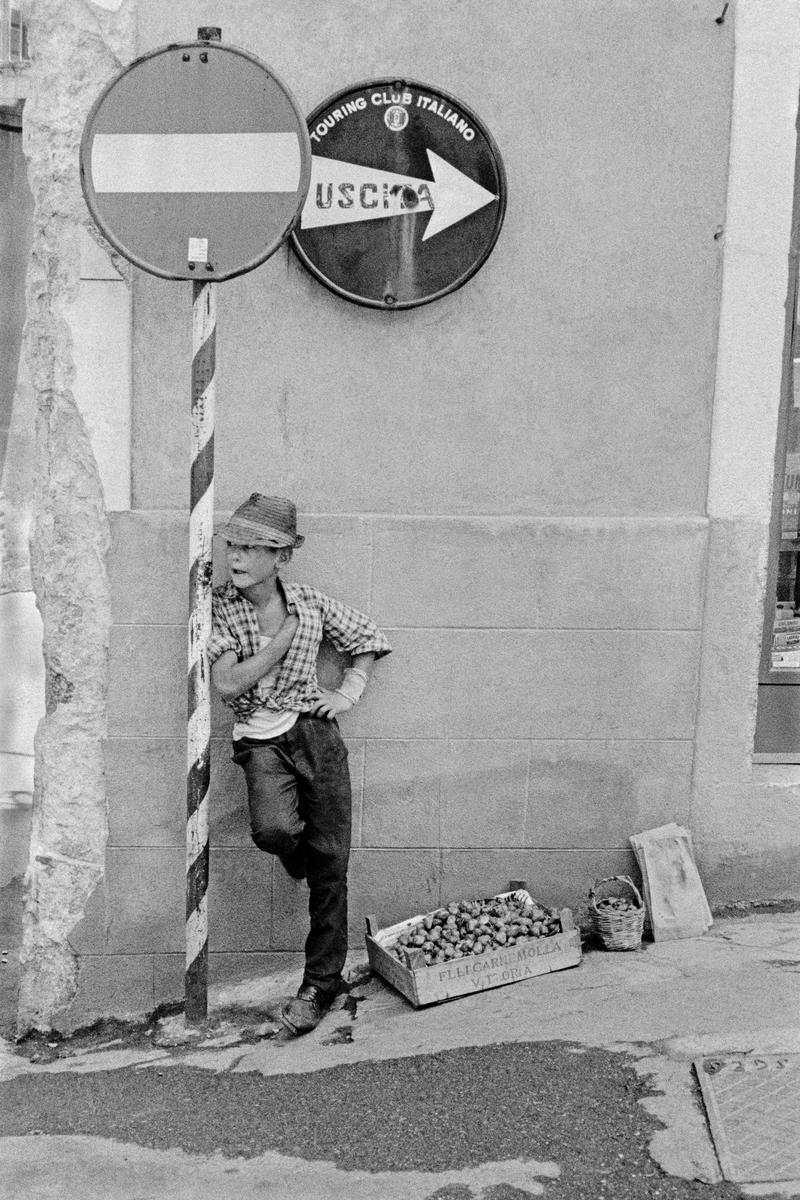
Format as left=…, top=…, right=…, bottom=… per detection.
left=208, top=579, right=391, bottom=721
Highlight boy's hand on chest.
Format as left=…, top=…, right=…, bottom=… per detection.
left=255, top=595, right=290, bottom=637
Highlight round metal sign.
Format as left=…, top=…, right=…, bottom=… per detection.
left=290, top=79, right=507, bottom=309
left=80, top=41, right=311, bottom=281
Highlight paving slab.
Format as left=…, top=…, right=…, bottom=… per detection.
left=0, top=1138, right=562, bottom=1200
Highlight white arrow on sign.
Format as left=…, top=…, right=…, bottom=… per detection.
left=300, top=149, right=496, bottom=241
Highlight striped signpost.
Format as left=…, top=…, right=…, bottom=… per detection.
left=186, top=278, right=216, bottom=1020
left=80, top=32, right=311, bottom=1022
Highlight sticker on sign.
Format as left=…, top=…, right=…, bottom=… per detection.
left=187, top=237, right=209, bottom=264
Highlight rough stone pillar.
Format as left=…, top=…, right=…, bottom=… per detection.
left=16, top=0, right=134, bottom=1034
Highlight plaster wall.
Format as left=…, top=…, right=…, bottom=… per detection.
left=692, top=0, right=800, bottom=897
left=82, top=1, right=737, bottom=1027
left=64, top=230, right=132, bottom=512
left=131, top=3, right=728, bottom=518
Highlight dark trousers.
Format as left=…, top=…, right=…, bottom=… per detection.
left=231, top=713, right=351, bottom=994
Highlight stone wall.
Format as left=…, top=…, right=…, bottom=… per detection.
left=14, top=0, right=135, bottom=1034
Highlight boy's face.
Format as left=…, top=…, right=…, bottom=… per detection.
left=226, top=541, right=290, bottom=590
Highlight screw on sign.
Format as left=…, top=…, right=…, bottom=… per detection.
left=291, top=80, right=507, bottom=308
left=80, top=31, right=311, bottom=1023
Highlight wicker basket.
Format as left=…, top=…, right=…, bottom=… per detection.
left=589, top=875, right=645, bottom=951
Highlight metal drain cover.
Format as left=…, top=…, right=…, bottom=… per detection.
left=694, top=1054, right=800, bottom=1183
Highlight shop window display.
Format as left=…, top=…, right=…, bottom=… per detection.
left=771, top=371, right=800, bottom=672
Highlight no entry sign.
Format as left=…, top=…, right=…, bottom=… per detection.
left=291, top=79, right=507, bottom=309
left=80, top=41, right=311, bottom=280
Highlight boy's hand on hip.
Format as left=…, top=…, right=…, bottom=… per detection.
left=312, top=690, right=353, bottom=720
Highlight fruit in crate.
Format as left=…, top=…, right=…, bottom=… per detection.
left=390, top=893, right=563, bottom=967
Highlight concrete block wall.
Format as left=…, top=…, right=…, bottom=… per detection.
left=86, top=509, right=707, bottom=1015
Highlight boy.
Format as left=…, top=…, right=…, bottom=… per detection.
left=208, top=493, right=391, bottom=1035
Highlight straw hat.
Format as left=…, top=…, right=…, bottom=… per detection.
left=216, top=493, right=305, bottom=548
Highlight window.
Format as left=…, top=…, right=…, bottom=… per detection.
left=771, top=386, right=800, bottom=672
left=0, top=4, right=29, bottom=64
left=754, top=146, right=800, bottom=758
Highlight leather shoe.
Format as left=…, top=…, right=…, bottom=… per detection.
left=280, top=984, right=335, bottom=1035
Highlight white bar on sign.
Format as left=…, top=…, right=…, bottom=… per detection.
left=91, top=132, right=302, bottom=193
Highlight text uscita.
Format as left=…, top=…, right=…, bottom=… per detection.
left=313, top=181, right=434, bottom=211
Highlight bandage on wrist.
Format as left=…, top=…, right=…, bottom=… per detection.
left=335, top=667, right=368, bottom=704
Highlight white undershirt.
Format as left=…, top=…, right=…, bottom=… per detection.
left=232, top=635, right=299, bottom=741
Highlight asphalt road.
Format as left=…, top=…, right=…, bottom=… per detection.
left=0, top=1039, right=777, bottom=1200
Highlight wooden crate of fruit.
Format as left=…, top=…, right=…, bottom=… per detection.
left=364, top=888, right=582, bottom=1007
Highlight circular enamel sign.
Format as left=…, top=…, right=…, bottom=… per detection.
left=80, top=41, right=311, bottom=281
left=290, top=79, right=507, bottom=309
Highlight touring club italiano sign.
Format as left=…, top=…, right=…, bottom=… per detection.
left=291, top=79, right=507, bottom=309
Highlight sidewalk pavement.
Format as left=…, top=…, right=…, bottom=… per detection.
left=1, top=911, right=799, bottom=1200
